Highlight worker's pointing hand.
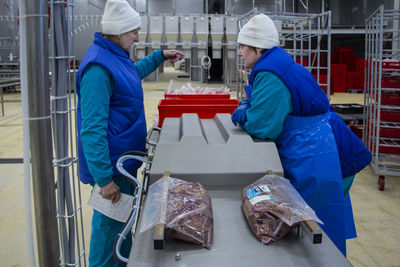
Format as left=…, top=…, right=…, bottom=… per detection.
left=100, top=181, right=121, bottom=204
left=162, top=49, right=185, bottom=63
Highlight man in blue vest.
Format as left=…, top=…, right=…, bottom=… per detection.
left=76, top=0, right=184, bottom=266
left=231, top=13, right=371, bottom=256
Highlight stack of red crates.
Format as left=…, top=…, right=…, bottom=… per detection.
left=379, top=60, right=400, bottom=154
left=356, top=58, right=366, bottom=89
left=330, top=46, right=368, bottom=93
left=332, top=47, right=356, bottom=71
left=331, top=64, right=348, bottom=92
left=158, top=92, right=239, bottom=127
left=347, top=71, right=362, bottom=90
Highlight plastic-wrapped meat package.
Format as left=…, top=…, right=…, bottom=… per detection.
left=241, top=174, right=322, bottom=245
left=166, top=180, right=213, bottom=249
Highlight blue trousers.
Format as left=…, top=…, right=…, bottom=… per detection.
left=89, top=174, right=135, bottom=267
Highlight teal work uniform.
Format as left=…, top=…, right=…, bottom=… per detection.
left=80, top=51, right=165, bottom=267
left=243, top=71, right=292, bottom=140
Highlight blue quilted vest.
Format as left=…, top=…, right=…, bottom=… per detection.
left=248, top=47, right=371, bottom=177
left=76, top=32, right=147, bottom=184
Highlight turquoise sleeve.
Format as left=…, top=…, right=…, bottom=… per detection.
left=134, top=50, right=166, bottom=80
left=243, top=71, right=293, bottom=140
left=79, top=64, right=114, bottom=187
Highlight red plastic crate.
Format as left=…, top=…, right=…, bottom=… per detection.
left=356, top=58, right=366, bottom=73
left=380, top=127, right=400, bottom=138
left=381, top=77, right=400, bottom=89
left=378, top=145, right=400, bottom=154
left=332, top=47, right=356, bottom=71
left=356, top=58, right=366, bottom=90
left=382, top=60, right=400, bottom=70
left=158, top=99, right=239, bottom=127
left=331, top=64, right=348, bottom=93
left=347, top=72, right=362, bottom=90
left=381, top=92, right=400, bottom=106
left=380, top=109, right=400, bottom=122
left=369, top=137, right=400, bottom=154
left=164, top=93, right=230, bottom=99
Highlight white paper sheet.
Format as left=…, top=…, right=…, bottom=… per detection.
left=87, top=184, right=134, bottom=223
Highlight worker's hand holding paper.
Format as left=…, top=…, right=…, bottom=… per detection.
left=88, top=184, right=134, bottom=223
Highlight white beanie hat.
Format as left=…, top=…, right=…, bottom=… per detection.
left=237, top=14, right=279, bottom=49
left=101, top=0, right=141, bottom=35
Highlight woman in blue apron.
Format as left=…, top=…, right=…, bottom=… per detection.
left=231, top=14, right=371, bottom=256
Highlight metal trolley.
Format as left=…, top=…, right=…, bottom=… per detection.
left=364, top=5, right=400, bottom=190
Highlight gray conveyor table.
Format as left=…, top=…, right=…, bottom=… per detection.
left=127, top=113, right=352, bottom=267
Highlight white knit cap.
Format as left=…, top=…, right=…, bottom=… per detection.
left=237, top=14, right=279, bottom=49
left=101, top=0, right=141, bottom=35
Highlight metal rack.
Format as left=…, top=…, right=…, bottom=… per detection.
left=236, top=10, right=331, bottom=100
left=49, top=0, right=87, bottom=266
left=364, top=5, right=400, bottom=190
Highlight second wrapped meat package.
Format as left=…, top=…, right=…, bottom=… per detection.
left=241, top=174, right=322, bottom=244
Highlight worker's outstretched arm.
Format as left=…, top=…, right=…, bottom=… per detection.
left=134, top=50, right=183, bottom=80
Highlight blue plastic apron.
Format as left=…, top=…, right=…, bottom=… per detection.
left=275, top=113, right=348, bottom=255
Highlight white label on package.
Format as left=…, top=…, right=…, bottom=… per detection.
left=246, top=184, right=271, bottom=199
left=249, top=194, right=275, bottom=206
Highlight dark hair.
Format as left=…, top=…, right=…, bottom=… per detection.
left=250, top=46, right=268, bottom=55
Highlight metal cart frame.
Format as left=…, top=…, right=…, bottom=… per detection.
left=364, top=5, right=400, bottom=190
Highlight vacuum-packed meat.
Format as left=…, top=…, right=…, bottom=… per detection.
left=242, top=175, right=322, bottom=244
left=166, top=180, right=213, bottom=248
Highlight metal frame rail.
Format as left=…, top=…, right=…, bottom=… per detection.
left=364, top=5, right=400, bottom=191
left=0, top=76, right=20, bottom=116
left=236, top=10, right=331, bottom=101
left=49, top=0, right=87, bottom=265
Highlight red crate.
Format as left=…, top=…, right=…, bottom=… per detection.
left=164, top=93, right=230, bottom=99
left=332, top=47, right=356, bottom=71
left=356, top=58, right=367, bottom=90
left=380, top=109, right=400, bottom=122
left=356, top=58, right=366, bottom=73
left=381, top=77, right=400, bottom=89
left=347, top=72, right=362, bottom=90
left=382, top=60, right=400, bottom=70
left=378, top=145, right=400, bottom=154
left=381, top=92, right=400, bottom=106
left=369, top=138, right=400, bottom=154
left=380, top=127, right=400, bottom=138
left=331, top=64, right=348, bottom=93
left=158, top=99, right=239, bottom=127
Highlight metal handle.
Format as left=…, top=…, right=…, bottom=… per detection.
left=146, top=126, right=161, bottom=147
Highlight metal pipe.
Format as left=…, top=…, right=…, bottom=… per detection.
left=327, top=11, right=331, bottom=97
left=19, top=0, right=60, bottom=266
left=19, top=1, right=36, bottom=264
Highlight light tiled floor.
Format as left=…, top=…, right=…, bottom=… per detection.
left=0, top=68, right=399, bottom=266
